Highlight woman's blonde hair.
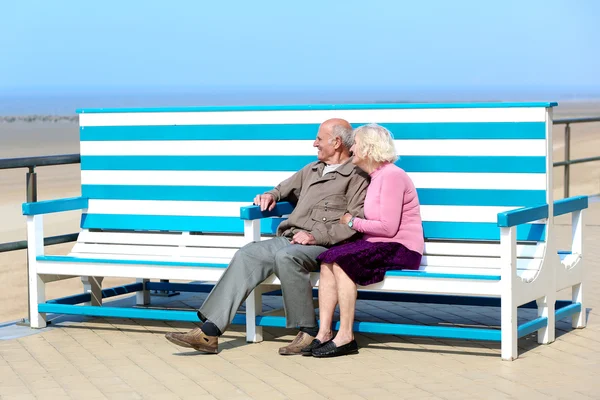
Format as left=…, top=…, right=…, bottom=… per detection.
left=353, top=123, right=398, bottom=163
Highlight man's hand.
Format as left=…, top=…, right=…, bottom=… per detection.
left=290, top=231, right=317, bottom=245
left=253, top=193, right=276, bottom=212
left=340, top=213, right=353, bottom=225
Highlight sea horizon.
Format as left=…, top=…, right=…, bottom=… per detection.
left=2, top=86, right=600, bottom=116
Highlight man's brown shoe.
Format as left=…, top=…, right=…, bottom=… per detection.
left=165, top=327, right=218, bottom=353
left=279, top=331, right=315, bottom=355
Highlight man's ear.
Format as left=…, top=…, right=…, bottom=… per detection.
left=334, top=136, right=342, bottom=149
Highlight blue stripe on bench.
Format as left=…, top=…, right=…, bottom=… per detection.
left=81, top=185, right=546, bottom=207
left=79, top=122, right=547, bottom=141
left=80, top=155, right=546, bottom=174
left=36, top=303, right=556, bottom=342
left=78, top=213, right=545, bottom=241
left=385, top=271, right=500, bottom=280
left=80, top=214, right=285, bottom=234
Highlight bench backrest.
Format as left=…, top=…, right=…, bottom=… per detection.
left=77, top=103, right=556, bottom=275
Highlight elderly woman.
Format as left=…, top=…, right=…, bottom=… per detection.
left=303, top=123, right=425, bottom=357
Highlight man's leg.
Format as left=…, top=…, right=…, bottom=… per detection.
left=273, top=244, right=326, bottom=329
left=274, top=244, right=327, bottom=355
left=198, top=237, right=290, bottom=333
left=166, top=237, right=290, bottom=352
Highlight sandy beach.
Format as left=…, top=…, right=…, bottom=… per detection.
left=1, top=102, right=599, bottom=323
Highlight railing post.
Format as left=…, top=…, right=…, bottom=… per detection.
left=17, top=167, right=38, bottom=326
left=564, top=123, right=571, bottom=199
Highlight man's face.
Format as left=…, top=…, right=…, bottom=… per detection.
left=313, top=126, right=337, bottom=162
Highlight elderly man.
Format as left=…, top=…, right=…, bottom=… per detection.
left=165, top=118, right=369, bottom=355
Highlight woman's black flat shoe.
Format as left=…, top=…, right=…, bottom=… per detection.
left=311, top=340, right=358, bottom=358
left=300, top=338, right=323, bottom=356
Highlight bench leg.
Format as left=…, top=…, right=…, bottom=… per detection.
left=246, top=287, right=263, bottom=343
left=572, top=283, right=586, bottom=328
left=136, top=279, right=150, bottom=306
left=27, top=215, right=46, bottom=329
left=536, top=295, right=555, bottom=344
left=501, top=303, right=518, bottom=361
left=29, top=272, right=47, bottom=329
left=82, top=276, right=103, bottom=306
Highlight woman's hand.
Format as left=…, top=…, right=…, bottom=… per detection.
left=340, top=213, right=353, bottom=225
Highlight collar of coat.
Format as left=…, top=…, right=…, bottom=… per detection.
left=311, top=157, right=355, bottom=177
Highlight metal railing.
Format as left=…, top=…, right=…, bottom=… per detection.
left=553, top=117, right=600, bottom=198
left=0, top=154, right=80, bottom=254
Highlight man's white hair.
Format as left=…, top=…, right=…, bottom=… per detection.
left=331, top=124, right=354, bottom=150
left=353, top=124, right=398, bottom=163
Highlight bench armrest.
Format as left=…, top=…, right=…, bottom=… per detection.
left=497, top=196, right=589, bottom=227
left=22, top=197, right=89, bottom=216
left=553, top=195, right=588, bottom=216
left=240, top=202, right=295, bottom=220
left=497, top=204, right=548, bottom=227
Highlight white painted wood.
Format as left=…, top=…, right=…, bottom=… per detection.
left=77, top=230, right=269, bottom=247
left=417, top=266, right=539, bottom=281
left=136, top=278, right=150, bottom=306
left=81, top=276, right=103, bottom=306
left=27, top=215, right=46, bottom=329
left=79, top=107, right=547, bottom=127
left=244, top=220, right=261, bottom=243
left=421, top=255, right=541, bottom=271
left=420, top=205, right=534, bottom=223
left=87, top=199, right=248, bottom=217
left=81, top=139, right=546, bottom=157
left=245, top=288, right=263, bottom=343
left=76, top=231, right=544, bottom=258
left=68, top=252, right=232, bottom=265
left=81, top=170, right=547, bottom=190
left=571, top=209, right=586, bottom=328
left=536, top=295, right=555, bottom=344
left=72, top=243, right=239, bottom=259
left=500, top=226, right=518, bottom=360
left=424, top=242, right=546, bottom=258
left=36, top=261, right=228, bottom=282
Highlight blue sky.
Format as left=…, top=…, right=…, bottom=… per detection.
left=1, top=0, right=599, bottom=98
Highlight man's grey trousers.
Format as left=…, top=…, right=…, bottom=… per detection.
left=198, top=237, right=327, bottom=333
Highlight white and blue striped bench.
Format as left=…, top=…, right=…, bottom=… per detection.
left=23, top=102, right=588, bottom=360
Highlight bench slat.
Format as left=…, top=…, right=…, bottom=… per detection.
left=78, top=107, right=547, bottom=126
left=77, top=230, right=265, bottom=248
left=72, top=243, right=239, bottom=259
left=81, top=154, right=546, bottom=174
left=77, top=231, right=546, bottom=258
left=80, top=139, right=546, bottom=157
left=81, top=170, right=547, bottom=190
left=79, top=122, right=547, bottom=141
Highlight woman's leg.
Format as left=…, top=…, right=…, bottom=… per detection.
left=315, top=262, right=336, bottom=343
left=332, top=262, right=357, bottom=346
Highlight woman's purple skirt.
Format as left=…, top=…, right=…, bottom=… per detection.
left=317, top=240, right=422, bottom=286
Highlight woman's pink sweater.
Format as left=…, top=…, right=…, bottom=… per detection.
left=352, top=162, right=424, bottom=254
